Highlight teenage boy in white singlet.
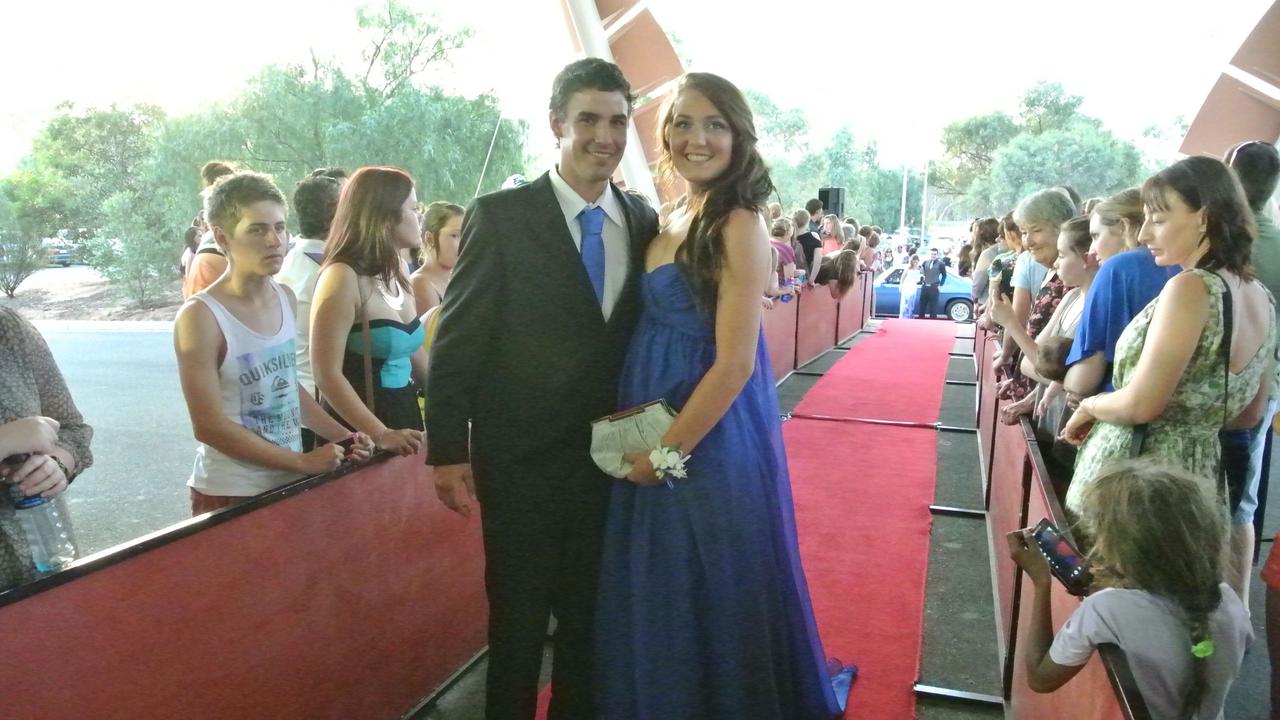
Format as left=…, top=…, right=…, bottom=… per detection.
left=174, top=172, right=372, bottom=516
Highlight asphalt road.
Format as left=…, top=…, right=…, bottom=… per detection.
left=39, top=323, right=193, bottom=556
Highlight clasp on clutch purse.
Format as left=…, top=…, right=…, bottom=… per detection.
left=595, top=399, right=674, bottom=423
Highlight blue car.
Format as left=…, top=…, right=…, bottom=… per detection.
left=873, top=264, right=974, bottom=321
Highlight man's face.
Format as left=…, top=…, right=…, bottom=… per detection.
left=215, top=200, right=288, bottom=277
left=550, top=89, right=630, bottom=192
left=929, top=249, right=939, bottom=262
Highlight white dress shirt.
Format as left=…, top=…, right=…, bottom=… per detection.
left=548, top=167, right=630, bottom=321
left=274, top=237, right=327, bottom=395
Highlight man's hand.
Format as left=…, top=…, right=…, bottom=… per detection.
left=433, top=463, right=477, bottom=517
left=296, top=444, right=344, bottom=475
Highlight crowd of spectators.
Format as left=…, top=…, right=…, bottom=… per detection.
left=978, top=140, right=1280, bottom=718
left=5, top=66, right=1280, bottom=717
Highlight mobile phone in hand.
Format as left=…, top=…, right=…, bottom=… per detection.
left=1031, top=519, right=1092, bottom=596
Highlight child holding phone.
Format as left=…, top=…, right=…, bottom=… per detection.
left=1007, top=460, right=1250, bottom=718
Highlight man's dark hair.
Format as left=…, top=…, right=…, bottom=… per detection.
left=549, top=58, right=634, bottom=117
left=805, top=198, right=823, bottom=216
left=1225, top=141, right=1279, bottom=212
left=293, top=176, right=343, bottom=239
left=310, top=166, right=348, bottom=181
left=201, top=161, right=236, bottom=188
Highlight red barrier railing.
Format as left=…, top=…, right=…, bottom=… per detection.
left=0, top=454, right=487, bottom=720
left=761, top=271, right=871, bottom=383
left=795, top=285, right=842, bottom=367
left=979, top=340, right=1151, bottom=718
left=836, top=271, right=871, bottom=343
left=763, top=295, right=799, bottom=384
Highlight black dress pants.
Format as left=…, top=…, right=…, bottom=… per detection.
left=919, top=284, right=940, bottom=318
left=473, top=452, right=610, bottom=720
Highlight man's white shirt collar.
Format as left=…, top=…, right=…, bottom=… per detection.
left=549, top=166, right=625, bottom=233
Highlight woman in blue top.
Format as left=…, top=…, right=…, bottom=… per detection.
left=1064, top=188, right=1180, bottom=398
left=311, top=167, right=427, bottom=455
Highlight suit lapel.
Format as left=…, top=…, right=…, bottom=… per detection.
left=608, top=186, right=651, bottom=331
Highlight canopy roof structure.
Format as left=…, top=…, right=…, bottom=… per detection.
left=1182, top=0, right=1280, bottom=155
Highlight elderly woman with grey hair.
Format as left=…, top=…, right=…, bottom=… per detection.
left=989, top=188, right=1077, bottom=415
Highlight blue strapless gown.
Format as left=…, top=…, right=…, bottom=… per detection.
left=595, top=264, right=848, bottom=719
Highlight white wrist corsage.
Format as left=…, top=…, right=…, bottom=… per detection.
left=649, top=446, right=690, bottom=487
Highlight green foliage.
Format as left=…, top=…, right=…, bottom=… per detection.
left=744, top=90, right=810, bottom=157
left=976, top=126, right=1143, bottom=212
left=0, top=192, right=46, bottom=298
left=936, top=81, right=1146, bottom=216
left=23, top=103, right=164, bottom=237
left=756, top=114, right=925, bottom=229
left=0, top=0, right=527, bottom=306
left=93, top=185, right=185, bottom=307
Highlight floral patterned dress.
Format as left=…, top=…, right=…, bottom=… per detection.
left=1002, top=272, right=1066, bottom=401
left=1067, top=270, right=1277, bottom=513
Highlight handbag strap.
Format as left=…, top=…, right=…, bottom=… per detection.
left=359, top=279, right=377, bottom=417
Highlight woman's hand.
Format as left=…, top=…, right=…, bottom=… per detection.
left=0, top=416, right=61, bottom=459
left=375, top=428, right=424, bottom=456
left=1059, top=398, right=1099, bottom=446
left=987, top=292, right=1016, bottom=329
left=622, top=451, right=665, bottom=487
left=760, top=296, right=775, bottom=310
left=344, top=432, right=375, bottom=462
left=1037, top=382, right=1063, bottom=418
left=1006, top=529, right=1052, bottom=587
left=1, top=454, right=69, bottom=499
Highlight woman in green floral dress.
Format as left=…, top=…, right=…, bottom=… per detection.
left=1062, top=157, right=1277, bottom=514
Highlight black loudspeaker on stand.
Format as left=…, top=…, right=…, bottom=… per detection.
left=819, top=187, right=846, bottom=219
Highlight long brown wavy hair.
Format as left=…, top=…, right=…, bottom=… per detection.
left=323, top=166, right=415, bottom=290
left=657, top=73, right=775, bottom=312
left=1076, top=460, right=1226, bottom=717
left=1142, top=156, right=1257, bottom=280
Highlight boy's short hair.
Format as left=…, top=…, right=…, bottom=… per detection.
left=293, top=176, right=342, bottom=239
left=310, top=166, right=348, bottom=181
left=201, top=161, right=236, bottom=188
left=1034, top=335, right=1075, bottom=382
left=1225, top=140, right=1280, bottom=212
left=805, top=198, right=823, bottom=216
left=205, top=172, right=287, bottom=234
left=549, top=58, right=634, bottom=117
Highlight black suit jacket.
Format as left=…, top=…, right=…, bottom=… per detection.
left=426, top=173, right=660, bottom=468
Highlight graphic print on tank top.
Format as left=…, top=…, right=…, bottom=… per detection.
left=233, top=338, right=303, bottom=452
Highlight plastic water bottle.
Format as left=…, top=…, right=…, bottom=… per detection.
left=796, top=269, right=808, bottom=286
left=9, top=486, right=79, bottom=573
left=780, top=278, right=794, bottom=302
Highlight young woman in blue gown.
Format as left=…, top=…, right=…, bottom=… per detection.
left=595, top=72, right=851, bottom=720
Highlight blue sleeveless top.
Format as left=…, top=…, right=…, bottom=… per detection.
left=344, top=317, right=425, bottom=389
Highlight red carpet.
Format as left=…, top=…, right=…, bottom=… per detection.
left=788, top=318, right=956, bottom=718
left=536, top=319, right=955, bottom=718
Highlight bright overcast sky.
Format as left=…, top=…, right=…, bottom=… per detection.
left=0, top=0, right=1272, bottom=175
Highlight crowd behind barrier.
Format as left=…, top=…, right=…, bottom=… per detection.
left=0, top=271, right=873, bottom=720
left=761, top=269, right=874, bottom=381
left=975, top=326, right=1152, bottom=720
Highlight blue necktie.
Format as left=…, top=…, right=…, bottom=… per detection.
left=578, top=206, right=606, bottom=305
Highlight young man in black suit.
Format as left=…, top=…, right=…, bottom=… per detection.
left=425, top=58, right=660, bottom=720
left=919, top=247, right=948, bottom=319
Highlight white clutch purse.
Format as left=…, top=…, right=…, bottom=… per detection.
left=590, top=400, right=677, bottom=478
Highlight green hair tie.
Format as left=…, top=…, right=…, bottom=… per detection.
left=1190, top=639, right=1215, bottom=658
